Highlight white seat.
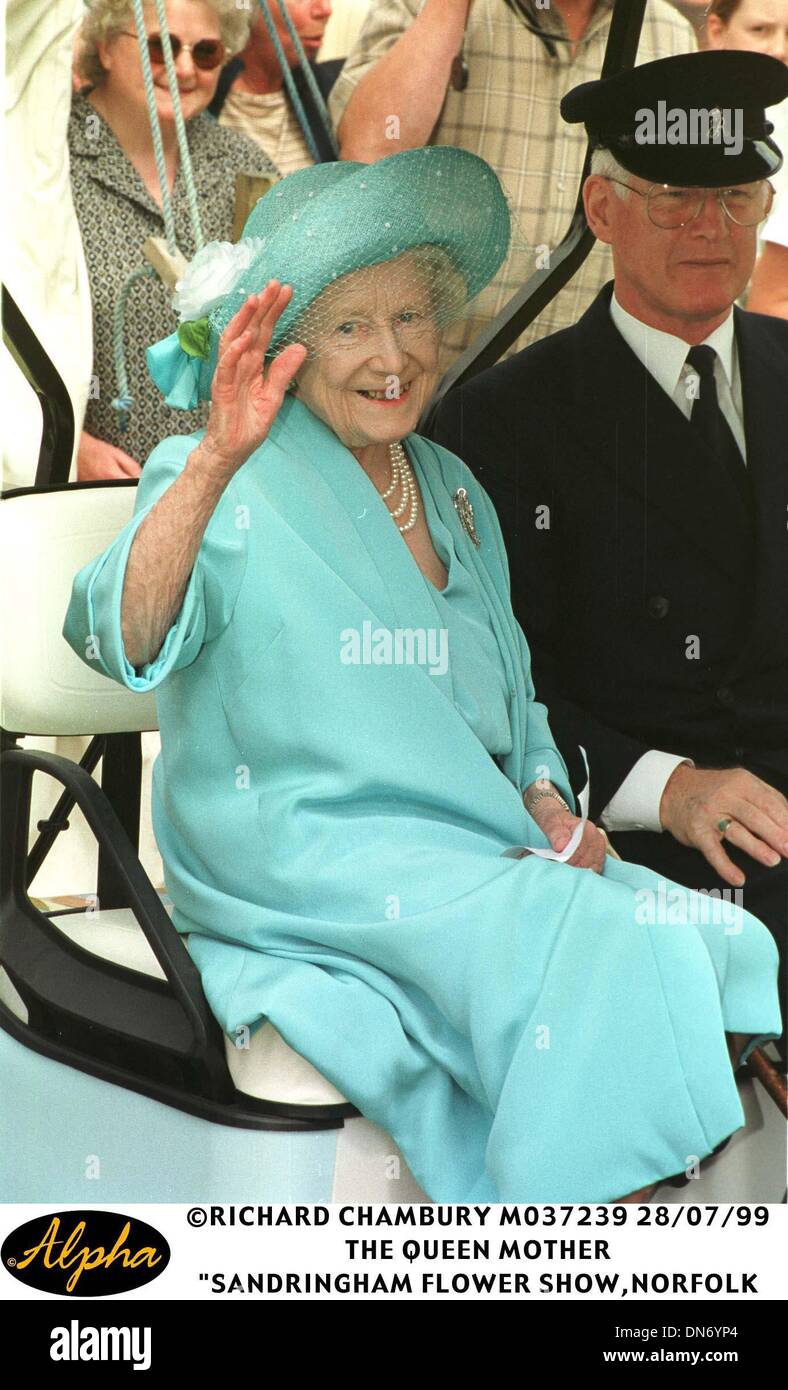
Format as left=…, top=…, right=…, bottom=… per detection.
left=0, top=483, right=157, bottom=737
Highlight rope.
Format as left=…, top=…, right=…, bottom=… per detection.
left=151, top=0, right=204, bottom=251
left=130, top=0, right=178, bottom=251
left=256, top=0, right=321, bottom=164
left=112, top=0, right=205, bottom=430
left=111, top=0, right=335, bottom=431
left=111, top=265, right=157, bottom=432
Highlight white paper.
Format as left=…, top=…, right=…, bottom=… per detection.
left=576, top=744, right=590, bottom=818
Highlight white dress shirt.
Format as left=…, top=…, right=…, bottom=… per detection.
left=599, top=293, right=747, bottom=834
left=609, top=291, right=747, bottom=458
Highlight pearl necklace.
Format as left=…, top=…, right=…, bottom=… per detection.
left=381, top=440, right=419, bottom=533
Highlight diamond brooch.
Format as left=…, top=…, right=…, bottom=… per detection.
left=453, top=487, right=480, bottom=547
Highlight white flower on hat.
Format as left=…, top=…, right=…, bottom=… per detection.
left=173, top=238, right=264, bottom=322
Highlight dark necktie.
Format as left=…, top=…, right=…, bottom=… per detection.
left=685, top=344, right=751, bottom=511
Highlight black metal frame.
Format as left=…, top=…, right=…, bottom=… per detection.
left=2, top=288, right=75, bottom=488
left=0, top=747, right=357, bottom=1130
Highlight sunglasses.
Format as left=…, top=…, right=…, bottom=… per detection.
left=119, top=31, right=226, bottom=71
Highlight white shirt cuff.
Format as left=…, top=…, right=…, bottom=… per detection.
left=600, top=751, right=694, bottom=833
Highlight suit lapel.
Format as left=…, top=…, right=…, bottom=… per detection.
left=569, top=285, right=752, bottom=589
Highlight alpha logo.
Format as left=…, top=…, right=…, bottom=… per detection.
left=50, top=1320, right=152, bottom=1371
left=2, top=1210, right=170, bottom=1296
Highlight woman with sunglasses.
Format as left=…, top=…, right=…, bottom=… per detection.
left=70, top=0, right=281, bottom=480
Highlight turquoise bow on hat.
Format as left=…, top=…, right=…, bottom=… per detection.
left=147, top=321, right=210, bottom=409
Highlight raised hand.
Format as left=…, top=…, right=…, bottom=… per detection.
left=200, top=280, right=308, bottom=476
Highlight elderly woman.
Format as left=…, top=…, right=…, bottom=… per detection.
left=63, top=149, right=781, bottom=1203
left=70, top=0, right=279, bottom=480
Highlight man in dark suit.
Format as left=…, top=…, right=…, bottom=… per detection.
left=432, top=51, right=788, bottom=1045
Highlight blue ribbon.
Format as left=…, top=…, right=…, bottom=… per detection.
left=146, top=332, right=203, bottom=409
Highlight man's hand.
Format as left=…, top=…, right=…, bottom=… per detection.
left=529, top=800, right=607, bottom=874
left=660, top=764, right=788, bottom=887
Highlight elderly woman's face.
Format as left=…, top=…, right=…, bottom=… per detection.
left=291, top=257, right=442, bottom=450
left=99, top=1, right=223, bottom=121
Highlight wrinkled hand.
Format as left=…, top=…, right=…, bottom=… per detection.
left=660, top=764, right=788, bottom=887
left=77, top=431, right=141, bottom=480
left=201, top=280, right=308, bottom=476
left=531, top=802, right=607, bottom=874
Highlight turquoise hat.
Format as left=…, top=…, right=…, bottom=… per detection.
left=147, top=146, right=512, bottom=408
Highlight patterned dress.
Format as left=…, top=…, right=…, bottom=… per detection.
left=68, top=89, right=279, bottom=467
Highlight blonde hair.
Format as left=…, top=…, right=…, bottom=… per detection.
left=77, top=0, right=253, bottom=88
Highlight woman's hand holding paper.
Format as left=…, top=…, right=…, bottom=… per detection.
left=530, top=799, right=607, bottom=874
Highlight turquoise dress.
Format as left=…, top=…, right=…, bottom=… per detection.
left=62, top=395, right=782, bottom=1203
left=417, top=490, right=514, bottom=764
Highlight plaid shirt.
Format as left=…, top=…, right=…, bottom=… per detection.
left=329, top=0, right=697, bottom=361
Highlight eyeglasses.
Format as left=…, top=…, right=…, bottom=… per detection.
left=604, top=177, right=775, bottom=229
left=119, top=31, right=226, bottom=71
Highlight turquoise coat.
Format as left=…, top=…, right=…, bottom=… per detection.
left=63, top=395, right=781, bottom=1202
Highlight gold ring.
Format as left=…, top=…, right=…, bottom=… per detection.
left=717, top=817, right=732, bottom=835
